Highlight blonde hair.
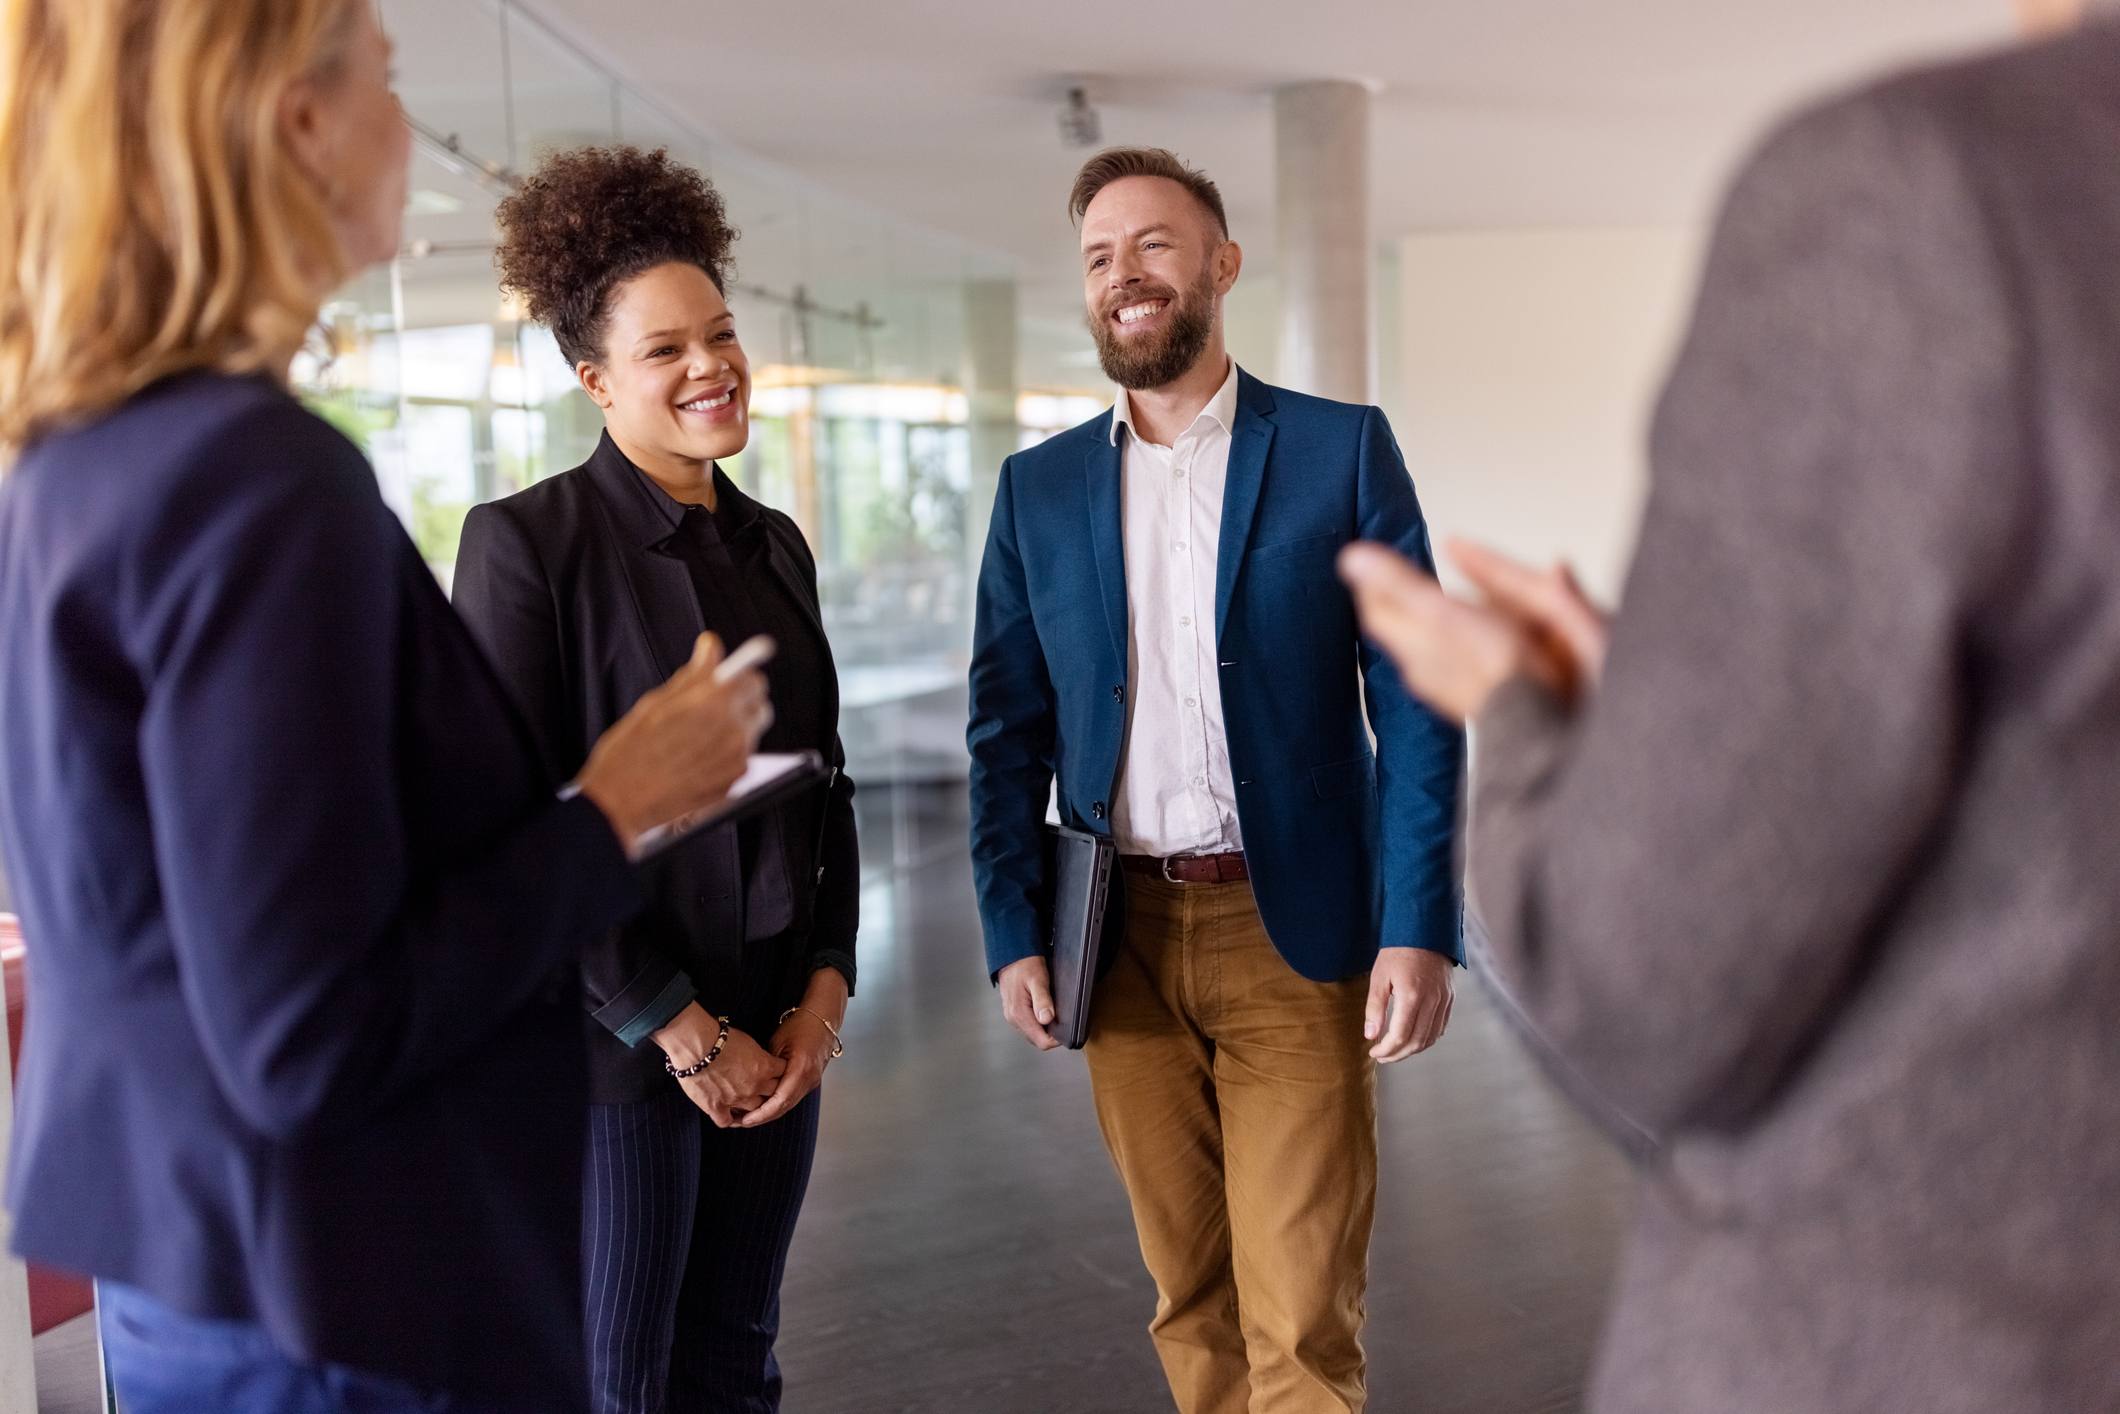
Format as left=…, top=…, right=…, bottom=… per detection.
left=0, top=0, right=362, bottom=452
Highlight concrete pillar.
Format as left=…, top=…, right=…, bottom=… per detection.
left=1274, top=80, right=1373, bottom=404
left=786, top=387, right=821, bottom=550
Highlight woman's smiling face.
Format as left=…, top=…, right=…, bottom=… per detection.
left=582, top=260, right=750, bottom=469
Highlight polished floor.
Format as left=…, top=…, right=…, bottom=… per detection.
left=777, top=785, right=1636, bottom=1412
left=29, top=783, right=1637, bottom=1413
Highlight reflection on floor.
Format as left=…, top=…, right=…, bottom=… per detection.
left=28, top=783, right=1637, bottom=1413
left=780, top=783, right=1634, bottom=1412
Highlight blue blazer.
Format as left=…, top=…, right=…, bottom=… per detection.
left=968, top=369, right=1465, bottom=983
left=0, top=373, right=643, bottom=1409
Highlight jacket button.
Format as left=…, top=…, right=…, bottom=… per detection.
left=1092, top=802, right=1107, bottom=820
left=1112, top=686, right=1125, bottom=702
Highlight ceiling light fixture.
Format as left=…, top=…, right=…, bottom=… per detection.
left=1058, top=85, right=1102, bottom=149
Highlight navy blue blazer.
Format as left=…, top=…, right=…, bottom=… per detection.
left=0, top=373, right=643, bottom=1408
left=968, top=369, right=1464, bottom=982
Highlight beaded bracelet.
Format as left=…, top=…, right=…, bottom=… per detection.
left=665, top=1015, right=732, bottom=1079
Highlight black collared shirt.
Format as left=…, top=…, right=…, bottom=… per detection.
left=631, top=465, right=831, bottom=950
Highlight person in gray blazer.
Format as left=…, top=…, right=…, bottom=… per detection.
left=1338, top=12, right=2120, bottom=1414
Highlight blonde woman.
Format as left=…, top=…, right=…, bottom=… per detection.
left=0, top=3, right=770, bottom=1410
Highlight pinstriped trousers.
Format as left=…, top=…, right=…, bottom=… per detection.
left=582, top=1085, right=821, bottom=1414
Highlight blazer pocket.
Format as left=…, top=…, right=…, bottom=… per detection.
left=1311, top=755, right=1377, bottom=800
left=1250, top=531, right=1346, bottom=564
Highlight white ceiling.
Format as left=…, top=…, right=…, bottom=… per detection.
left=496, top=0, right=2014, bottom=382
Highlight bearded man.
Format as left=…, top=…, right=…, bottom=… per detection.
left=965, top=146, right=1464, bottom=1414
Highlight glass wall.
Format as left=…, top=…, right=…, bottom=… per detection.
left=301, top=1, right=1068, bottom=869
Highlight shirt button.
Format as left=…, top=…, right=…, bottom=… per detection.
left=1186, top=697, right=1198, bottom=708
left=1179, top=616, right=1192, bottom=627
left=1175, top=468, right=1187, bottom=479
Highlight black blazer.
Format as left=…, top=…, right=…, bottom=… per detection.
left=454, top=434, right=857, bottom=1102
left=0, top=373, right=643, bottom=1409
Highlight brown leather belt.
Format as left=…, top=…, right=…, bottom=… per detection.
left=1121, top=851, right=1250, bottom=885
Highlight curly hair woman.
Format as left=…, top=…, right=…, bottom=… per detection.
left=453, top=146, right=859, bottom=1414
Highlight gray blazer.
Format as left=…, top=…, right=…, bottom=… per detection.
left=1470, top=24, right=2120, bottom=1414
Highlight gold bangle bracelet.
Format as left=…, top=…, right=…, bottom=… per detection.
left=778, top=1005, right=845, bottom=1060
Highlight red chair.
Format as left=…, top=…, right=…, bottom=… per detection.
left=1, top=914, right=98, bottom=1333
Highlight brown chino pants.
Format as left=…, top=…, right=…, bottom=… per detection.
left=1084, top=873, right=1378, bottom=1414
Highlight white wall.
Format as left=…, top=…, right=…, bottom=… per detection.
left=1384, top=226, right=1707, bottom=603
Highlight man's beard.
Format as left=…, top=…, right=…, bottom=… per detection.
left=1089, top=266, right=1216, bottom=391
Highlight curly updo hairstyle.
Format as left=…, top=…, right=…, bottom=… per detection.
left=494, top=145, right=738, bottom=368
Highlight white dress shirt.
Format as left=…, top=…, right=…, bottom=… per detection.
left=1110, top=361, right=1246, bottom=858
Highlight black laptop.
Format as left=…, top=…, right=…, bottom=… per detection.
left=1041, top=824, right=1118, bottom=1049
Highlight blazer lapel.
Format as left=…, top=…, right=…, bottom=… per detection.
left=1085, top=424, right=1129, bottom=672
left=582, top=436, right=708, bottom=684
left=618, top=530, right=708, bottom=685
left=761, top=535, right=828, bottom=652
left=1215, top=373, right=1278, bottom=641
left=760, top=530, right=839, bottom=726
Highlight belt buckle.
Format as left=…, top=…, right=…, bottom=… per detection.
left=1161, top=855, right=1186, bottom=884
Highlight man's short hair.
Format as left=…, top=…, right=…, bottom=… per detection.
left=1068, top=147, right=1230, bottom=240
